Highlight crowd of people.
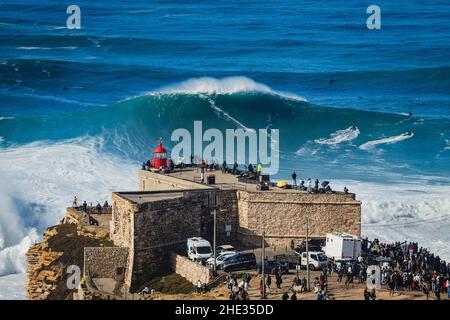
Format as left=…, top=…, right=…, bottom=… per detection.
left=226, top=273, right=251, bottom=300
left=361, top=238, right=449, bottom=300
left=72, top=195, right=110, bottom=214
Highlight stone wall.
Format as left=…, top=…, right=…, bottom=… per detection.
left=110, top=188, right=238, bottom=291
left=127, top=189, right=239, bottom=290
left=110, top=193, right=137, bottom=288
left=84, top=247, right=128, bottom=279
left=170, top=253, right=213, bottom=285
left=111, top=179, right=360, bottom=292
left=139, top=170, right=209, bottom=191
left=237, top=190, right=361, bottom=247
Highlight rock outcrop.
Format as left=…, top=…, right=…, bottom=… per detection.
left=26, top=222, right=113, bottom=300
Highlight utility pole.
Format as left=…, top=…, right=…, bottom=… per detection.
left=212, top=209, right=226, bottom=276
left=213, top=209, right=217, bottom=276
left=306, top=216, right=311, bottom=291
left=261, top=230, right=266, bottom=299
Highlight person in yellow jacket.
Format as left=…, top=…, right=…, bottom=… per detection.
left=257, top=163, right=262, bottom=176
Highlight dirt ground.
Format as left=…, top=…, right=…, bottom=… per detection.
left=152, top=270, right=447, bottom=300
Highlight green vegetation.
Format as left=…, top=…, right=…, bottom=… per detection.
left=143, top=273, right=195, bottom=294
left=45, top=223, right=114, bottom=299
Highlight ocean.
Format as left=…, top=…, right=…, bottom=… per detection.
left=0, top=0, right=450, bottom=299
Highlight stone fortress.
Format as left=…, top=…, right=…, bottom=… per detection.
left=26, top=162, right=361, bottom=299
left=99, top=166, right=360, bottom=293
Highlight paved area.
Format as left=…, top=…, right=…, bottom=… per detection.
left=168, top=168, right=305, bottom=193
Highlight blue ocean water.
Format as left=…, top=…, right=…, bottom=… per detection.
left=0, top=0, right=450, bottom=296
left=1, top=0, right=449, bottom=181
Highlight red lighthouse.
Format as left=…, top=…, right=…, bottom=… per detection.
left=151, top=139, right=168, bottom=171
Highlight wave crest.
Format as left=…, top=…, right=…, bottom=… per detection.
left=147, top=76, right=307, bottom=101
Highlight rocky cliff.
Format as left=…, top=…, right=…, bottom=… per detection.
left=26, top=222, right=112, bottom=300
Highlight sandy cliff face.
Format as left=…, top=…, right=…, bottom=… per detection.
left=26, top=223, right=112, bottom=300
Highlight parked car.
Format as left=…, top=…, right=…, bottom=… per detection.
left=256, top=260, right=289, bottom=275
left=274, top=254, right=300, bottom=269
left=206, top=251, right=237, bottom=269
left=216, top=245, right=235, bottom=254
left=222, top=252, right=256, bottom=272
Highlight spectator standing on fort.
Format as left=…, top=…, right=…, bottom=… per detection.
left=307, top=178, right=312, bottom=193
left=199, top=160, right=206, bottom=182
left=96, top=203, right=102, bottom=213
left=103, top=200, right=109, bottom=208
left=72, top=195, right=78, bottom=207
left=291, top=171, right=297, bottom=186
left=82, top=201, right=87, bottom=212
left=257, top=163, right=262, bottom=176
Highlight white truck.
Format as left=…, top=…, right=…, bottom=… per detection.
left=324, top=232, right=361, bottom=260
left=187, top=237, right=213, bottom=262
left=300, top=251, right=328, bottom=270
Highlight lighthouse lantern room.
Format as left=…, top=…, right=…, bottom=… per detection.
left=151, top=138, right=168, bottom=171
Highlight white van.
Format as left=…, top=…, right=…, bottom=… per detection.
left=187, top=237, right=212, bottom=262
left=300, top=251, right=328, bottom=270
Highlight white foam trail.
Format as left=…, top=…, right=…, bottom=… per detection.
left=0, top=137, right=137, bottom=283
left=0, top=137, right=3, bottom=144
left=16, top=46, right=77, bottom=50
left=148, top=76, right=307, bottom=101
left=314, top=126, right=360, bottom=145
left=359, top=132, right=414, bottom=150
left=0, top=117, right=15, bottom=121
left=202, top=94, right=252, bottom=131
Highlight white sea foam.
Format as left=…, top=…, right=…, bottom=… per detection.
left=332, top=179, right=450, bottom=261
left=0, top=117, right=15, bottom=121
left=314, top=126, right=360, bottom=145
left=148, top=76, right=307, bottom=102
left=0, top=137, right=137, bottom=282
left=359, top=132, right=414, bottom=150
left=0, top=273, right=27, bottom=299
